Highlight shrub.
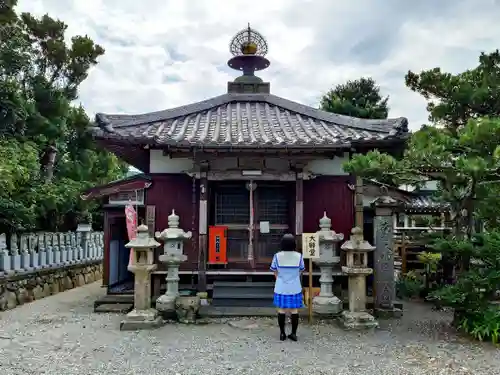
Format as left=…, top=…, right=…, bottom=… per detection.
left=429, top=231, right=500, bottom=343
left=396, top=271, right=423, bottom=300
left=457, top=306, right=500, bottom=344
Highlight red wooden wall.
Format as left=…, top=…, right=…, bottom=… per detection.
left=145, top=174, right=353, bottom=271
left=303, top=176, right=354, bottom=239
left=146, top=174, right=199, bottom=269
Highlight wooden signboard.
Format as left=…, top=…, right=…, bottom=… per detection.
left=302, top=233, right=319, bottom=323
left=302, top=233, right=319, bottom=259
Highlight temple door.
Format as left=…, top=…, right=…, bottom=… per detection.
left=213, top=183, right=250, bottom=264
left=254, top=182, right=291, bottom=267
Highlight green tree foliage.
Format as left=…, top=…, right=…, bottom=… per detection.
left=341, top=51, right=500, bottom=342
left=345, top=119, right=500, bottom=235
left=406, top=50, right=500, bottom=131
left=345, top=51, right=500, bottom=233
left=404, top=50, right=500, bottom=228
left=0, top=1, right=127, bottom=232
left=320, top=77, right=389, bottom=119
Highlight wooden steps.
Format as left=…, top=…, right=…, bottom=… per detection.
left=211, top=281, right=275, bottom=307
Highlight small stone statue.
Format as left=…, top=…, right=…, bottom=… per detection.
left=174, top=295, right=201, bottom=324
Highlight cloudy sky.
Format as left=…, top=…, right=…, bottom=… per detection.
left=18, top=0, right=500, bottom=130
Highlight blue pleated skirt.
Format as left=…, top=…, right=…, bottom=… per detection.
left=273, top=292, right=304, bottom=309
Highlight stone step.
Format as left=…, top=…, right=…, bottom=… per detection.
left=94, top=303, right=134, bottom=314
left=93, top=294, right=134, bottom=309
left=200, top=305, right=309, bottom=317
left=208, top=299, right=404, bottom=312
left=202, top=304, right=404, bottom=317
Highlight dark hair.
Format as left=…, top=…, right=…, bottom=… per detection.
left=280, top=233, right=296, bottom=252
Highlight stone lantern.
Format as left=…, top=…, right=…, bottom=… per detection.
left=155, top=210, right=192, bottom=316
left=340, top=227, right=378, bottom=330
left=120, top=224, right=162, bottom=331
left=313, top=212, right=344, bottom=316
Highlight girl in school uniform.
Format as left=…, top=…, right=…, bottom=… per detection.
left=270, top=233, right=305, bottom=341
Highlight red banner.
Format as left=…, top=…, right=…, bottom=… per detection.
left=125, top=204, right=137, bottom=265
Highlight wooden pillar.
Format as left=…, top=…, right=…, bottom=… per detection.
left=153, top=275, right=161, bottom=300
left=403, top=214, right=410, bottom=228
left=146, top=205, right=156, bottom=238
left=145, top=205, right=158, bottom=296
left=401, top=232, right=407, bottom=274
left=248, top=180, right=255, bottom=268
left=295, top=171, right=304, bottom=245
left=102, top=210, right=110, bottom=288
left=198, top=172, right=208, bottom=292
left=355, top=176, right=364, bottom=229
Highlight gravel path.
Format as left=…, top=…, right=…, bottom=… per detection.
left=0, top=282, right=499, bottom=375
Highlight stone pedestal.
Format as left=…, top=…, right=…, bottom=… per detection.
left=120, top=224, right=163, bottom=331
left=371, top=196, right=403, bottom=318
left=155, top=210, right=192, bottom=318
left=340, top=227, right=378, bottom=330
left=313, top=212, right=344, bottom=316
left=156, top=255, right=186, bottom=314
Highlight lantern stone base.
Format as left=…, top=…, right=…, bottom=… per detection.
left=340, top=310, right=378, bottom=330
left=313, top=295, right=343, bottom=316
left=120, top=308, right=163, bottom=331
left=374, top=306, right=403, bottom=319
left=156, top=294, right=176, bottom=316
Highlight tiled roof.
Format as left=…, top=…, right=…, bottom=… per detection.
left=91, top=93, right=409, bottom=149
left=81, top=173, right=152, bottom=200
left=404, top=195, right=450, bottom=213
left=366, top=180, right=449, bottom=213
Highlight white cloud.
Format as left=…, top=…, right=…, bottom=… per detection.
left=17, top=0, right=500, bottom=129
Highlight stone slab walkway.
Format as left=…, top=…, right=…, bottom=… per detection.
left=1, top=282, right=499, bottom=375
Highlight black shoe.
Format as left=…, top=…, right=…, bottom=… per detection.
left=287, top=333, right=297, bottom=342
left=280, top=332, right=287, bottom=341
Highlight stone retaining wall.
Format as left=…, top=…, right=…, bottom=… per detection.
left=0, top=260, right=103, bottom=311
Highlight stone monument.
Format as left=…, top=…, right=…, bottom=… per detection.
left=76, top=223, right=92, bottom=262
left=155, top=210, right=192, bottom=317
left=120, top=224, right=162, bottom=331
left=340, top=227, right=378, bottom=330
left=313, top=212, right=344, bottom=316
left=371, top=195, right=402, bottom=318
